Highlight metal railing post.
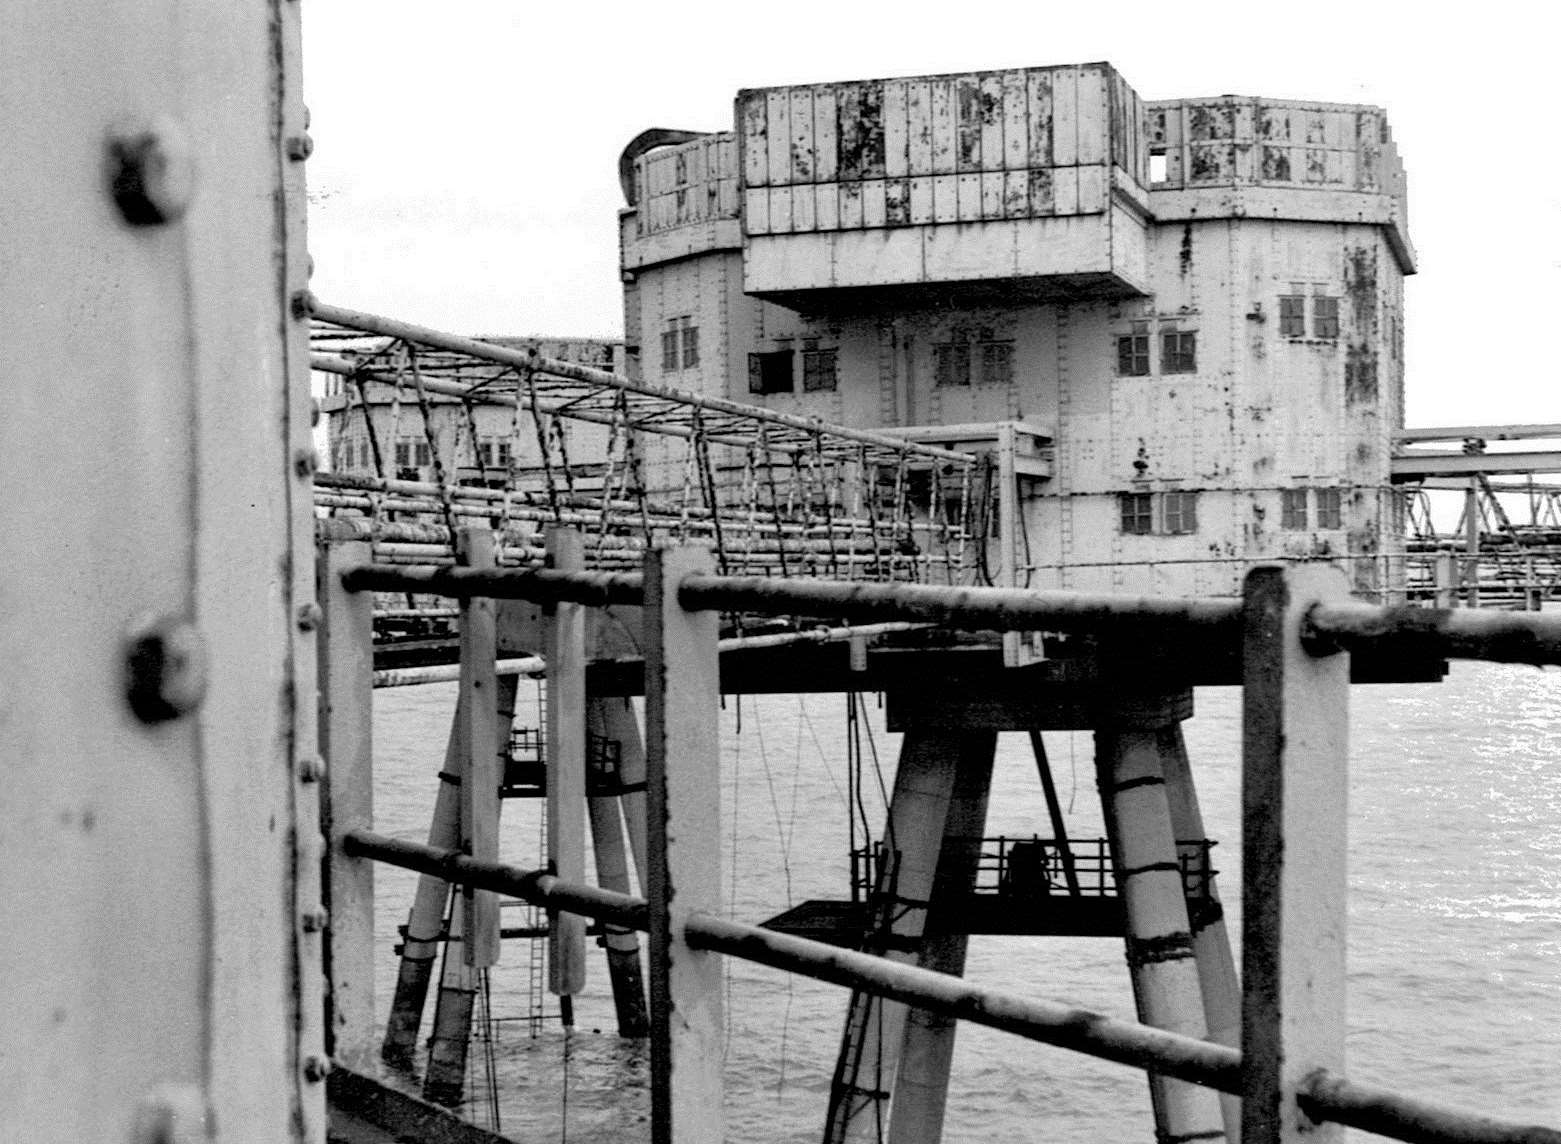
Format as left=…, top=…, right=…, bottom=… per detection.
left=317, top=539, right=376, bottom=1070
left=546, top=526, right=588, bottom=997
left=644, top=545, right=724, bottom=1144
left=456, top=527, right=500, bottom=970
left=1241, top=564, right=1351, bottom=1143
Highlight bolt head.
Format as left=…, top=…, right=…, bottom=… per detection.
left=302, top=1055, right=333, bottom=1083
left=294, top=447, right=319, bottom=478
left=296, top=602, right=322, bottom=631
left=125, top=616, right=207, bottom=724
left=108, top=116, right=195, bottom=227
left=297, top=756, right=325, bottom=783
left=286, top=134, right=314, bottom=161
left=301, top=906, right=329, bottom=933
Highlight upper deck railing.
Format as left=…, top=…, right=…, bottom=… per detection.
left=316, top=531, right=1561, bottom=1144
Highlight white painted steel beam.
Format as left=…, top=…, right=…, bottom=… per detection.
left=456, top=528, right=501, bottom=969
left=317, top=541, right=376, bottom=1070
left=1392, top=450, right=1561, bottom=478
left=644, top=546, right=724, bottom=1144
left=546, top=528, right=588, bottom=995
left=1241, top=565, right=1350, bottom=1144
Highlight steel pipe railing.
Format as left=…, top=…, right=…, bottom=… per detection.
left=1305, top=600, right=1561, bottom=665
left=339, top=561, right=1561, bottom=666
left=339, top=830, right=1561, bottom=1144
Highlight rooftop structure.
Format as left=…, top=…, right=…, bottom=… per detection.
left=619, top=62, right=1414, bottom=599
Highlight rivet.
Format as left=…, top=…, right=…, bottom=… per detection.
left=303, top=1055, right=333, bottom=1083
left=297, top=757, right=325, bottom=783
left=296, top=602, right=322, bottom=631
left=301, top=906, right=329, bottom=933
left=125, top=616, right=208, bottom=724
left=294, top=447, right=318, bottom=478
left=285, top=134, right=313, bottom=161
left=107, top=116, right=195, bottom=227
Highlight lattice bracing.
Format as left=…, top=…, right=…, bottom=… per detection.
left=312, top=302, right=985, bottom=586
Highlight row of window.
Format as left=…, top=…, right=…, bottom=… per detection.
left=1117, top=330, right=1197, bottom=377
left=934, top=339, right=1014, bottom=388
left=661, top=316, right=700, bottom=372
left=1119, top=488, right=1345, bottom=535
left=1280, top=487, right=1342, bottom=530
left=1119, top=491, right=1199, bottom=535
left=749, top=346, right=839, bottom=395
left=1279, top=294, right=1340, bottom=339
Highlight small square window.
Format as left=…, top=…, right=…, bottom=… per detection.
left=1117, top=334, right=1150, bottom=377
left=748, top=350, right=794, bottom=395
left=979, top=341, right=1014, bottom=386
left=1313, top=296, right=1339, bottom=340
left=802, top=348, right=838, bottom=392
left=1163, top=491, right=1198, bottom=534
left=935, top=342, right=971, bottom=387
left=1162, top=331, right=1196, bottom=374
left=1315, top=487, right=1342, bottom=529
left=1281, top=488, right=1308, bottom=529
left=1119, top=492, right=1154, bottom=535
left=1279, top=295, right=1306, bottom=337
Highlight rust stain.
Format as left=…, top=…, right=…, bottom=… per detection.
left=957, top=79, right=982, bottom=170
left=1261, top=146, right=1291, bottom=181
left=1179, top=223, right=1193, bottom=275
left=838, top=83, right=885, bottom=180
left=1343, top=245, right=1379, bottom=406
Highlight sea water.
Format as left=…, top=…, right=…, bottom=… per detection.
left=367, top=659, right=1561, bottom=1141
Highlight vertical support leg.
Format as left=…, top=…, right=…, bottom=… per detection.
left=600, top=696, right=650, bottom=895
left=824, top=731, right=963, bottom=1144
left=886, top=734, right=996, bottom=1144
left=587, top=698, right=651, bottom=1037
left=546, top=528, right=588, bottom=998
left=423, top=902, right=475, bottom=1107
left=1098, top=704, right=1226, bottom=1144
left=457, top=527, right=500, bottom=970
left=1241, top=565, right=1350, bottom=1144
left=1159, top=723, right=1241, bottom=1143
left=381, top=674, right=516, bottom=1067
left=644, top=545, right=723, bottom=1144
left=317, top=540, right=375, bottom=1070
left=1029, top=731, right=1081, bottom=895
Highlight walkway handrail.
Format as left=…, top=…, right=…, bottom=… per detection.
left=338, top=561, right=1561, bottom=664
left=339, top=830, right=1561, bottom=1144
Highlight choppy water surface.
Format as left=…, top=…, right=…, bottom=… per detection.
left=369, top=661, right=1561, bottom=1141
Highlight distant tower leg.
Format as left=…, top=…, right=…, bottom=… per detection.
left=1158, top=723, right=1241, bottom=1143
left=422, top=899, right=476, bottom=1106
left=381, top=672, right=518, bottom=1068
left=886, top=733, right=996, bottom=1144
left=823, top=731, right=966, bottom=1144
left=587, top=696, right=650, bottom=1037
left=600, top=696, right=650, bottom=899
left=1097, top=709, right=1226, bottom=1144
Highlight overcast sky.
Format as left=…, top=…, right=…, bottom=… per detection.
left=302, top=1, right=1558, bottom=428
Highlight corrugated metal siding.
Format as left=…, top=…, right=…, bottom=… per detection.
left=739, top=64, right=1140, bottom=238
